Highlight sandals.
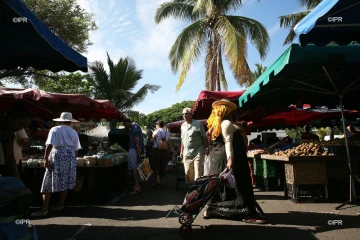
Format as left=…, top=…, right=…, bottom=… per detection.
left=202, top=212, right=215, bottom=219
left=129, top=188, right=142, bottom=195
left=31, top=211, right=48, bottom=217
left=52, top=206, right=64, bottom=211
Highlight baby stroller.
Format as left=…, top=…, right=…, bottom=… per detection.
left=178, top=174, right=222, bottom=237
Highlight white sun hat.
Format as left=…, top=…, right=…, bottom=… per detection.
left=53, top=112, right=79, bottom=122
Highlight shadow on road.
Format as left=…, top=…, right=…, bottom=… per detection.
left=33, top=224, right=320, bottom=240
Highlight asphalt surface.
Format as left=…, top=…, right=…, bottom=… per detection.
left=28, top=172, right=360, bottom=240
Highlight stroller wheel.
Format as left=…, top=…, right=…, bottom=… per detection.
left=179, top=213, right=192, bottom=225
left=179, top=225, right=192, bottom=238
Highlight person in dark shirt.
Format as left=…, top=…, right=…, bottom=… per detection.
left=250, top=135, right=263, bottom=145
left=0, top=103, right=32, bottom=180
left=301, top=125, right=319, bottom=141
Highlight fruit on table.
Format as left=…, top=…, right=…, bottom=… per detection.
left=317, top=139, right=360, bottom=147
left=273, top=142, right=328, bottom=157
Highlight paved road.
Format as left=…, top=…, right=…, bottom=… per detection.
left=29, top=172, right=360, bottom=240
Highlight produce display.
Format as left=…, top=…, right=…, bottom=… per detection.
left=273, top=142, right=329, bottom=157
left=26, top=159, right=42, bottom=168
left=108, top=143, right=127, bottom=153
left=317, top=139, right=360, bottom=147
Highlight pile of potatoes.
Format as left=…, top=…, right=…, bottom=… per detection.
left=273, top=142, right=328, bottom=157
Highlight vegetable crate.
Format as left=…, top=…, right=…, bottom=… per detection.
left=252, top=158, right=264, bottom=188
left=285, top=162, right=328, bottom=185
left=285, top=183, right=328, bottom=203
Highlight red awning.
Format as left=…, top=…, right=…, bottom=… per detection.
left=249, top=107, right=359, bottom=129
left=192, top=90, right=266, bottom=122
left=192, top=90, right=244, bottom=119
left=0, top=88, right=125, bottom=121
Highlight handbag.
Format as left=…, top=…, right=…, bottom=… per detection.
left=157, top=130, right=169, bottom=150
left=138, top=157, right=153, bottom=182
left=219, top=168, right=236, bottom=188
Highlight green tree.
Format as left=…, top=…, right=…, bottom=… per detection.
left=145, top=101, right=195, bottom=128
left=35, top=73, right=95, bottom=97
left=125, top=110, right=148, bottom=128
left=90, top=53, right=161, bottom=111
left=285, top=127, right=304, bottom=139
left=279, top=0, right=321, bottom=45
left=0, top=0, right=97, bottom=86
left=246, top=63, right=267, bottom=87
left=155, top=0, right=270, bottom=91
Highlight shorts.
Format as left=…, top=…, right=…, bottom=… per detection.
left=128, top=148, right=140, bottom=170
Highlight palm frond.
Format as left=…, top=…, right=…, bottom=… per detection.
left=169, top=19, right=207, bottom=74
left=193, top=0, right=217, bottom=17
left=279, top=11, right=310, bottom=45
left=175, top=26, right=207, bottom=91
left=89, top=61, right=111, bottom=99
left=121, top=57, right=143, bottom=92
left=155, top=0, right=201, bottom=24
left=122, top=84, right=161, bottom=110
left=298, top=0, right=321, bottom=9
left=223, top=15, right=270, bottom=60
left=215, top=16, right=248, bottom=85
left=279, top=11, right=310, bottom=28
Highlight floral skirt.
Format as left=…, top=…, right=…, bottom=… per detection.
left=41, top=147, right=76, bottom=193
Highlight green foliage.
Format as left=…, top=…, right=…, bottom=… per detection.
left=247, top=63, right=267, bottom=87
left=90, top=53, right=161, bottom=111
left=23, top=0, right=97, bottom=53
left=316, top=128, right=327, bottom=141
left=1, top=0, right=97, bottom=86
left=155, top=0, right=269, bottom=91
left=279, top=0, right=321, bottom=45
left=35, top=73, right=95, bottom=96
left=124, top=110, right=148, bottom=128
left=285, top=127, right=303, bottom=139
left=145, top=101, right=195, bottom=128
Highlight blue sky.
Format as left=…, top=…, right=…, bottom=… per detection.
left=65, top=1, right=304, bottom=114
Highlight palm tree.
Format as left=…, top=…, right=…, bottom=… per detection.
left=90, top=53, right=161, bottom=111
left=155, top=0, right=270, bottom=92
left=247, top=63, right=267, bottom=87
left=279, top=0, right=321, bottom=45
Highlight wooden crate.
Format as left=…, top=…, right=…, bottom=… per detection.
left=285, top=161, right=328, bottom=185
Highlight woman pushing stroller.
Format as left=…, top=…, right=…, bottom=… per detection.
left=203, top=99, right=266, bottom=224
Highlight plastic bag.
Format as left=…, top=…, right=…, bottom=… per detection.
left=219, top=168, right=236, bottom=188
left=204, top=155, right=211, bottom=176
left=138, top=158, right=153, bottom=182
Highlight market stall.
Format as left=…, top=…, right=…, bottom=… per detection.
left=239, top=44, right=360, bottom=204
left=0, top=88, right=129, bottom=203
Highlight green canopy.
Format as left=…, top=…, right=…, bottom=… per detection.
left=238, top=44, right=360, bottom=110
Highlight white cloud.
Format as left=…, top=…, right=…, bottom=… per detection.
left=109, top=0, right=116, bottom=10
left=121, top=21, right=132, bottom=26
left=268, top=24, right=281, bottom=36
left=132, top=0, right=186, bottom=69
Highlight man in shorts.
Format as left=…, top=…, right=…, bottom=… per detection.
left=123, top=118, right=144, bottom=194
left=180, top=107, right=209, bottom=183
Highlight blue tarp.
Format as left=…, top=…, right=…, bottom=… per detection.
left=0, top=0, right=88, bottom=72
left=294, top=0, right=360, bottom=47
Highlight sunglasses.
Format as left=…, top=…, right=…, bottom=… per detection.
left=183, top=113, right=190, bottom=116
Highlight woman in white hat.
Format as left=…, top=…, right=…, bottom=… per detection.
left=32, top=112, right=81, bottom=217
left=203, top=99, right=266, bottom=224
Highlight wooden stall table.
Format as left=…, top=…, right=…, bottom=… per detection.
left=21, top=162, right=128, bottom=206
left=260, top=154, right=360, bottom=203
